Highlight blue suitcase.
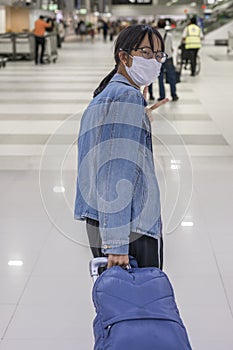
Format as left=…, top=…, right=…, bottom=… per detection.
left=90, top=257, right=192, bottom=350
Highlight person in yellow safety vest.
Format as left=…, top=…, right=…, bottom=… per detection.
left=182, top=17, right=203, bottom=76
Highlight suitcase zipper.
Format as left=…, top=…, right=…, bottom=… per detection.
left=106, top=325, right=112, bottom=337
left=105, top=316, right=185, bottom=338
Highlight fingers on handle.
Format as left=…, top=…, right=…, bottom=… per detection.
left=107, top=254, right=129, bottom=268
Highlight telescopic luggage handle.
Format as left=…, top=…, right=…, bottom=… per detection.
left=89, top=257, right=108, bottom=283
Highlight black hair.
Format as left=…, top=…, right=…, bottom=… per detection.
left=157, top=19, right=166, bottom=29
left=190, top=16, right=197, bottom=25
left=93, top=24, right=164, bottom=97
left=39, top=15, right=44, bottom=20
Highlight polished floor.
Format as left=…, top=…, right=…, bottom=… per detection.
left=0, top=34, right=233, bottom=350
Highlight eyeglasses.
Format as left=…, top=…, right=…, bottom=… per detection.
left=128, top=47, right=168, bottom=63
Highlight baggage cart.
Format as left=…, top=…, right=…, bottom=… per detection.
left=15, top=33, right=34, bottom=60
left=43, top=34, right=58, bottom=64
left=227, top=31, right=233, bottom=54
left=0, top=33, right=14, bottom=60
left=0, top=57, right=8, bottom=68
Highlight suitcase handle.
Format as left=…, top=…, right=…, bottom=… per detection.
left=89, top=257, right=108, bottom=282
left=89, top=256, right=138, bottom=282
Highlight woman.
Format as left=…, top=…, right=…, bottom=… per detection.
left=74, top=25, right=168, bottom=269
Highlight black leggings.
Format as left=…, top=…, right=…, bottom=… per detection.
left=35, top=36, right=45, bottom=64
left=86, top=218, right=163, bottom=269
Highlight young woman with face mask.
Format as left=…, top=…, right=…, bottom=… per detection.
left=74, top=24, right=168, bottom=270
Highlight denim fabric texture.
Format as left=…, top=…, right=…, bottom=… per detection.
left=74, top=73, right=162, bottom=255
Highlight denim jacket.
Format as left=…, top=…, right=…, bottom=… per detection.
left=74, top=73, right=162, bottom=255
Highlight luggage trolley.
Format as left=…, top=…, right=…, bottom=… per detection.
left=44, top=33, right=58, bottom=63
left=0, top=33, right=14, bottom=60
left=15, top=33, right=34, bottom=60
left=0, top=57, right=8, bottom=68
left=227, top=31, right=233, bottom=54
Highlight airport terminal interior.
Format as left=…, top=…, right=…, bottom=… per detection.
left=0, top=0, right=233, bottom=349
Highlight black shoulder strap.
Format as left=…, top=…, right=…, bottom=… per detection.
left=164, top=32, right=167, bottom=42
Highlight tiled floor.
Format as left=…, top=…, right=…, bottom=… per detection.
left=0, top=34, right=233, bottom=350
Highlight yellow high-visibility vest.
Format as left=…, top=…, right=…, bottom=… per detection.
left=185, top=24, right=201, bottom=49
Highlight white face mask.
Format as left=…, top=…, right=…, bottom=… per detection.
left=125, top=55, right=162, bottom=87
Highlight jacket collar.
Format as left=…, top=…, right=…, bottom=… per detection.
left=110, top=73, right=139, bottom=90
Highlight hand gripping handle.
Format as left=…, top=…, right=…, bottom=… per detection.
left=89, top=256, right=137, bottom=283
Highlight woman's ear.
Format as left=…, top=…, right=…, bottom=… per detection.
left=118, top=51, right=129, bottom=66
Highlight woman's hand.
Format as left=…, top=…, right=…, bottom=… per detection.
left=149, top=98, right=169, bottom=111
left=107, top=254, right=129, bottom=268
left=143, top=85, right=169, bottom=121
left=146, top=98, right=169, bottom=122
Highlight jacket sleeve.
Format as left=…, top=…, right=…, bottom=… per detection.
left=96, top=92, right=146, bottom=255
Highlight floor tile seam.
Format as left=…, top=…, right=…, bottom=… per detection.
left=0, top=110, right=213, bottom=117
left=0, top=225, right=55, bottom=341
left=8, top=153, right=233, bottom=159
left=4, top=66, right=112, bottom=69
left=0, top=135, right=228, bottom=145
left=0, top=115, right=79, bottom=119
left=0, top=69, right=108, bottom=72
left=0, top=100, right=202, bottom=106
left=1, top=336, right=82, bottom=341
left=173, top=182, right=233, bottom=320
left=153, top=121, right=222, bottom=134
left=0, top=100, right=90, bottom=104
left=0, top=118, right=214, bottom=122
left=193, top=196, right=233, bottom=322
left=0, top=89, right=94, bottom=92
left=0, top=126, right=224, bottom=136
left=0, top=74, right=106, bottom=78
left=0, top=77, right=101, bottom=86
left=0, top=146, right=232, bottom=157
left=0, top=80, right=98, bottom=83
left=0, top=144, right=231, bottom=148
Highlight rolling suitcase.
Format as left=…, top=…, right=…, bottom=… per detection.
left=90, top=257, right=192, bottom=350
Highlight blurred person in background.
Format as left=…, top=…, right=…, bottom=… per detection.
left=157, top=19, right=178, bottom=102
left=89, top=24, right=96, bottom=43
left=149, top=19, right=178, bottom=102
left=109, top=22, right=116, bottom=42
left=102, top=21, right=109, bottom=42
left=34, top=15, right=52, bottom=65
left=50, top=19, right=61, bottom=48
left=58, top=19, right=66, bottom=44
left=78, top=20, right=87, bottom=42
left=182, top=16, right=203, bottom=76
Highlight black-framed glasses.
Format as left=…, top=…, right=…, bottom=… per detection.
left=130, top=47, right=168, bottom=63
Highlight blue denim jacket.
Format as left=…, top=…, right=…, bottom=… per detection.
left=74, top=73, right=162, bottom=255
